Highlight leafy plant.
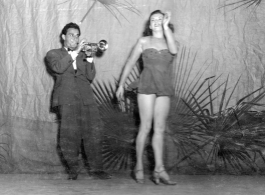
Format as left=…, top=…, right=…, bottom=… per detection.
left=92, top=75, right=140, bottom=170
left=169, top=70, right=265, bottom=174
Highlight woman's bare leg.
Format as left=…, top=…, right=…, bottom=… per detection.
left=152, top=96, right=171, bottom=176
left=135, top=94, right=156, bottom=176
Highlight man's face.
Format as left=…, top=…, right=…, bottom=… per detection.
left=62, top=28, right=80, bottom=49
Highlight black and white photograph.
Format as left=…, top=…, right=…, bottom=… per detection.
left=0, top=0, right=265, bottom=194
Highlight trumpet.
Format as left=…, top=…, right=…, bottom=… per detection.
left=82, top=40, right=108, bottom=53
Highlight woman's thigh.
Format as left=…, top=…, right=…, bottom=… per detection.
left=137, top=93, right=156, bottom=126
left=153, top=96, right=171, bottom=130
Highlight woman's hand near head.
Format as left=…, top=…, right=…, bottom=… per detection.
left=163, top=11, right=171, bottom=30
left=162, top=11, right=178, bottom=54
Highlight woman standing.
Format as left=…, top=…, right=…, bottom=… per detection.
left=116, top=10, right=178, bottom=185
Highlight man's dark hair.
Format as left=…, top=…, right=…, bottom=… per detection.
left=61, top=22, right=81, bottom=36
left=59, top=22, right=81, bottom=46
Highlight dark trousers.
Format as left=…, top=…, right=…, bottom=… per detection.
left=58, top=102, right=104, bottom=174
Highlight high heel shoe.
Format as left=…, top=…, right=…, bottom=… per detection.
left=152, top=169, right=177, bottom=185
left=134, top=169, right=144, bottom=184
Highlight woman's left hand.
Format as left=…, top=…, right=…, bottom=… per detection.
left=163, top=11, right=171, bottom=29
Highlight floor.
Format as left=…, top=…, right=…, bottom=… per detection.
left=0, top=173, right=265, bottom=195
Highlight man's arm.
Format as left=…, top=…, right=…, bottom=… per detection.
left=85, top=58, right=96, bottom=81
left=46, top=50, right=73, bottom=74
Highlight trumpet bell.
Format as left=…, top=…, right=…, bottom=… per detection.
left=98, top=40, right=108, bottom=51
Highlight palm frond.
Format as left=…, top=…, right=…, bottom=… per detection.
left=80, top=0, right=98, bottom=24
left=57, top=0, right=71, bottom=5
left=167, top=45, right=265, bottom=174
left=173, top=74, right=265, bottom=173
left=80, top=0, right=140, bottom=25
left=219, top=0, right=263, bottom=12
left=0, top=133, right=12, bottom=172
left=93, top=74, right=140, bottom=170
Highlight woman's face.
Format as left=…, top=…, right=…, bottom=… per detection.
left=149, top=13, right=164, bottom=31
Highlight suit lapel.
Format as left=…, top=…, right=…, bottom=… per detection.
left=60, top=47, right=78, bottom=74
left=60, top=47, right=69, bottom=56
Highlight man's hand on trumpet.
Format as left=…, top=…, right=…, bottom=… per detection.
left=74, top=38, right=87, bottom=54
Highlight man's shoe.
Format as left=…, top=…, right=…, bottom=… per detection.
left=68, top=172, right=78, bottom=180
left=90, top=171, right=112, bottom=180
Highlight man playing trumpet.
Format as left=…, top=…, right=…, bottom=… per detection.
left=46, top=22, right=111, bottom=180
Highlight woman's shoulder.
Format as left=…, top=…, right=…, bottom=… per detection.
left=140, top=36, right=152, bottom=41
left=137, top=36, right=151, bottom=45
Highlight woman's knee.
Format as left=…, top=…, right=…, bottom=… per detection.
left=153, top=123, right=166, bottom=134
left=139, top=122, right=152, bottom=133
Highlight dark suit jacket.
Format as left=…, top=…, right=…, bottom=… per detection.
left=46, top=48, right=96, bottom=107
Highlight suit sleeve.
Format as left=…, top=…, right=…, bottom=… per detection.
left=46, top=50, right=73, bottom=74
left=85, top=60, right=96, bottom=81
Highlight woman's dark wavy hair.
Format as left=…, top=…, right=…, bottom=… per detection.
left=142, top=10, right=174, bottom=37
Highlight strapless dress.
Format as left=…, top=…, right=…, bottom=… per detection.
left=137, top=48, right=175, bottom=96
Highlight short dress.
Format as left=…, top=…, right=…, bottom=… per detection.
left=137, top=48, right=175, bottom=96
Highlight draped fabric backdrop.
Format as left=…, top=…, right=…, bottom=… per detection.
left=0, top=0, right=264, bottom=173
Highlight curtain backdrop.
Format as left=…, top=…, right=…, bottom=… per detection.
left=0, top=0, right=264, bottom=172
